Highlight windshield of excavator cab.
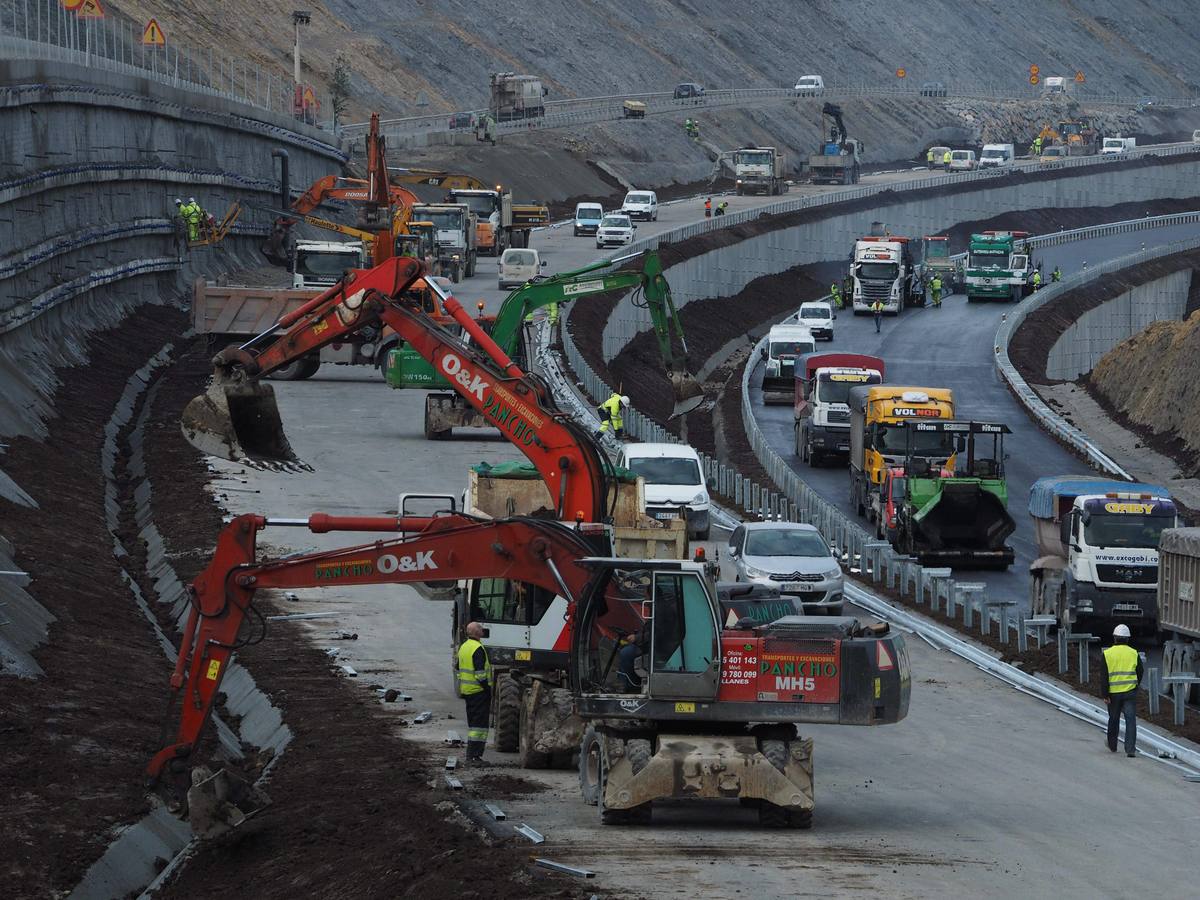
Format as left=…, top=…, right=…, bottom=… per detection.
left=816, top=371, right=879, bottom=404
left=876, top=423, right=954, bottom=456
left=857, top=262, right=898, bottom=280
left=456, top=194, right=496, bottom=217
left=577, top=566, right=654, bottom=693
left=736, top=150, right=773, bottom=166
left=471, top=578, right=556, bottom=626
left=293, top=248, right=363, bottom=280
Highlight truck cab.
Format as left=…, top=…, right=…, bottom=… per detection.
left=733, top=147, right=787, bottom=196
left=1030, top=479, right=1177, bottom=633
left=410, top=203, right=478, bottom=282
left=761, top=324, right=815, bottom=404
left=290, top=240, right=368, bottom=289
left=794, top=353, right=884, bottom=466
left=965, top=230, right=1031, bottom=302
left=851, top=236, right=921, bottom=313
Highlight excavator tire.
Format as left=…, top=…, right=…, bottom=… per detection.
left=579, top=725, right=601, bottom=805
left=494, top=674, right=521, bottom=753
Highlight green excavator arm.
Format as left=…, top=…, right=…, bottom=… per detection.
left=388, top=251, right=704, bottom=418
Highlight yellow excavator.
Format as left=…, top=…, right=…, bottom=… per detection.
left=388, top=167, right=487, bottom=191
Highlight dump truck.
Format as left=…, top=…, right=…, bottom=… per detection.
left=1028, top=477, right=1177, bottom=634
left=965, top=231, right=1032, bottom=302
left=409, top=203, right=477, bottom=282
left=733, top=146, right=787, bottom=195
left=447, top=187, right=550, bottom=253
left=848, top=386, right=955, bottom=525
left=793, top=352, right=884, bottom=466
left=1158, top=528, right=1200, bottom=699
left=808, top=103, right=863, bottom=185
left=451, top=461, right=687, bottom=767
left=850, top=236, right=924, bottom=313
left=882, top=421, right=1016, bottom=568
left=489, top=72, right=547, bottom=121
left=920, top=235, right=963, bottom=293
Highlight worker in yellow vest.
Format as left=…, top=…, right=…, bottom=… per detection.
left=1101, top=624, right=1143, bottom=757
left=942, top=149, right=952, bottom=171
left=926, top=148, right=934, bottom=169
left=596, top=392, right=630, bottom=438
left=457, top=621, right=493, bottom=763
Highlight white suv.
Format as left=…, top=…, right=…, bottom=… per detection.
left=595, top=214, right=635, bottom=248
left=617, top=443, right=713, bottom=539
left=621, top=190, right=658, bottom=221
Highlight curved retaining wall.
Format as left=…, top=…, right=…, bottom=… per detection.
left=0, top=56, right=347, bottom=444
left=597, top=148, right=1200, bottom=362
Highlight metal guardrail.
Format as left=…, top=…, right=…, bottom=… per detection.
left=994, top=219, right=1200, bottom=477
left=348, top=82, right=1199, bottom=139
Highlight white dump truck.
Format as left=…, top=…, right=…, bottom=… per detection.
left=733, top=146, right=787, bottom=195
left=1158, top=528, right=1200, bottom=698
left=1028, top=477, right=1178, bottom=634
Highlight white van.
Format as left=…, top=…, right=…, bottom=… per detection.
left=1101, top=137, right=1136, bottom=155
left=797, top=301, right=834, bottom=341
left=617, top=443, right=713, bottom=539
left=794, top=75, right=825, bottom=96
left=979, top=143, right=1014, bottom=168
left=573, top=202, right=604, bottom=236
left=948, top=150, right=977, bottom=171
left=1193, top=129, right=1200, bottom=144
left=761, top=323, right=815, bottom=403
left=1043, top=76, right=1068, bottom=95
left=621, top=190, right=658, bottom=222
left=498, top=247, right=545, bottom=289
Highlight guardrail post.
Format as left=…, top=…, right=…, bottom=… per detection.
left=1147, top=667, right=1161, bottom=716
left=1175, top=682, right=1186, bottom=727
left=1057, top=629, right=1068, bottom=675
left=1017, top=611, right=1028, bottom=652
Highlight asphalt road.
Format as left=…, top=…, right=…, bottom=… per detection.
left=749, top=222, right=1200, bottom=610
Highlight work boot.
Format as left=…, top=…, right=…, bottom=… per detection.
left=1126, top=751, right=1136, bottom=758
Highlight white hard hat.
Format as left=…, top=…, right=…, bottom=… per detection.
left=620, top=395, right=630, bottom=408
left=174, top=197, right=182, bottom=204
left=1113, top=624, right=1131, bottom=638
left=189, top=197, right=196, bottom=203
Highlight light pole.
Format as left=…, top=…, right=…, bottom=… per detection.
left=292, top=10, right=311, bottom=85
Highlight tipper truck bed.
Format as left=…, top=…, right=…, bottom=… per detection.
left=1159, top=528, right=1200, bottom=698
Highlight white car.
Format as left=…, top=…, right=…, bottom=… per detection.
left=595, top=214, right=635, bottom=248
left=617, top=443, right=713, bottom=539
left=949, top=150, right=977, bottom=171
left=620, top=190, right=658, bottom=221
left=573, top=202, right=604, bottom=236
left=727, top=522, right=845, bottom=615
left=794, top=75, right=825, bottom=96
left=797, top=301, right=834, bottom=341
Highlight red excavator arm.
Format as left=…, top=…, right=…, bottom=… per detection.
left=146, top=513, right=599, bottom=781
left=182, top=256, right=612, bottom=522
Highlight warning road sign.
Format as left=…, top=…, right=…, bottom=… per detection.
left=1029, top=64, right=1040, bottom=76
left=1030, top=74, right=1040, bottom=85
left=76, top=0, right=105, bottom=18
left=896, top=68, right=906, bottom=79
left=1074, top=70, right=1086, bottom=83
left=142, top=18, right=166, bottom=46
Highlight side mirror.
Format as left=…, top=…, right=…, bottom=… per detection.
left=707, top=477, right=717, bottom=489
left=632, top=224, right=638, bottom=230
left=1070, top=543, right=1083, bottom=553
left=832, top=313, right=838, bottom=320
left=759, top=348, right=767, bottom=359
left=727, top=545, right=739, bottom=557
left=540, top=261, right=548, bottom=267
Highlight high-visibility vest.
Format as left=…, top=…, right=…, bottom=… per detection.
left=926, top=149, right=934, bottom=162
left=1104, top=644, right=1139, bottom=694
left=931, top=277, right=942, bottom=291
left=457, top=639, right=491, bottom=695
left=943, top=151, right=952, bottom=163
left=600, top=393, right=624, bottom=425
left=870, top=301, right=883, bottom=313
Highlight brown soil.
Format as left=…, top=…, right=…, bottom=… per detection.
left=1009, top=246, right=1200, bottom=383
left=470, top=773, right=550, bottom=800
left=0, top=305, right=189, bottom=898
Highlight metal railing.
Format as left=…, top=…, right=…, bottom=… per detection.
left=0, top=0, right=327, bottom=124
left=347, top=81, right=1198, bottom=140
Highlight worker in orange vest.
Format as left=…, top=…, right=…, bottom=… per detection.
left=704, top=197, right=712, bottom=218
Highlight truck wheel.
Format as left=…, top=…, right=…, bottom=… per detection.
left=451, top=262, right=463, bottom=283
left=807, top=438, right=819, bottom=468
left=579, top=726, right=601, bottom=806
left=518, top=689, right=552, bottom=769
left=269, top=357, right=320, bottom=380
left=466, top=251, right=476, bottom=278
left=494, top=674, right=521, bottom=753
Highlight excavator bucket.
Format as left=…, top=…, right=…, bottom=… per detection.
left=181, top=373, right=302, bottom=466
left=670, top=371, right=705, bottom=419
left=186, top=766, right=271, bottom=841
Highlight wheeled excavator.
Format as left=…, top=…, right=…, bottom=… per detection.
left=386, top=250, right=704, bottom=437
left=147, top=510, right=910, bottom=838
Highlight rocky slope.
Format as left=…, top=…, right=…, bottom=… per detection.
left=1090, top=308, right=1200, bottom=475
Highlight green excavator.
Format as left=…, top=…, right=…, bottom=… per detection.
left=386, top=251, right=705, bottom=440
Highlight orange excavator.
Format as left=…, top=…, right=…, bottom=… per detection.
left=262, top=113, right=423, bottom=268
left=147, top=509, right=910, bottom=836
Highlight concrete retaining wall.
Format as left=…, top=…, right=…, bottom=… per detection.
left=1046, top=268, right=1193, bottom=380
left=0, top=56, right=347, bottom=442
left=602, top=158, right=1200, bottom=361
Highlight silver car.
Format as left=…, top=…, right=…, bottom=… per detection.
left=727, top=522, right=844, bottom=614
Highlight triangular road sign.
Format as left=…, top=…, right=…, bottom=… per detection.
left=142, top=18, right=166, bottom=46
left=76, top=0, right=105, bottom=19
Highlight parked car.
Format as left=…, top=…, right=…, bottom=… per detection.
left=673, top=82, right=705, bottom=99
left=797, top=301, right=835, bottom=341
left=620, top=190, right=658, bottom=221
left=1192, top=129, right=1200, bottom=143
left=595, top=213, right=635, bottom=248
left=727, top=522, right=845, bottom=615
left=794, top=75, right=825, bottom=96
left=1039, top=145, right=1067, bottom=163
left=919, top=81, right=947, bottom=98
left=573, top=202, right=604, bottom=236
left=949, top=149, right=977, bottom=171
left=448, top=111, right=476, bottom=129
left=498, top=247, right=545, bottom=289
left=617, top=443, right=713, bottom=539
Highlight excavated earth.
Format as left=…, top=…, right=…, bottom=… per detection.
left=0, top=308, right=581, bottom=898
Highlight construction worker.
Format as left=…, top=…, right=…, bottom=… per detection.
left=457, top=621, right=493, bottom=764
left=183, top=197, right=203, bottom=242
left=1051, top=266, right=1063, bottom=282
left=930, top=274, right=943, bottom=308
left=942, top=149, right=952, bottom=172
left=926, top=147, right=934, bottom=169
left=704, top=197, right=712, bottom=218
left=716, top=201, right=728, bottom=216
left=830, top=282, right=843, bottom=309
left=1031, top=269, right=1042, bottom=291
left=1033, top=136, right=1043, bottom=156
left=1101, top=624, right=1143, bottom=757
left=596, top=392, right=630, bottom=438
left=870, top=298, right=884, bottom=333
left=616, top=622, right=649, bottom=692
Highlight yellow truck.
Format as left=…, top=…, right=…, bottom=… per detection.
left=847, top=385, right=955, bottom=522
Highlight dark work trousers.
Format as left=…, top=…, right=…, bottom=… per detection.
left=464, top=688, right=491, bottom=759
left=1107, top=692, right=1137, bottom=754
